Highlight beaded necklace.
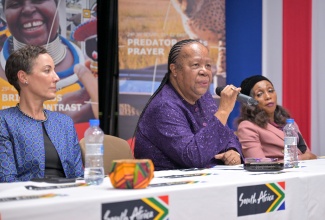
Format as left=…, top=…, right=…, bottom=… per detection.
left=16, top=104, right=48, bottom=122
left=1, top=36, right=80, bottom=79
left=13, top=36, right=67, bottom=65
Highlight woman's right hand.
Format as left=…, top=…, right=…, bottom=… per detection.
left=215, top=85, right=241, bottom=125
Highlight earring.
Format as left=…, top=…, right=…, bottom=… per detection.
left=25, top=81, right=28, bottom=85
left=174, top=75, right=176, bottom=77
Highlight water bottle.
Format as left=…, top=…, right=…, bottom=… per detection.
left=84, top=119, right=104, bottom=185
left=283, top=118, right=299, bottom=168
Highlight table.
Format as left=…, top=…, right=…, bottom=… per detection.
left=1, top=159, right=325, bottom=220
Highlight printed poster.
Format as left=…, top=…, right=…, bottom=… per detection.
left=0, top=0, right=98, bottom=139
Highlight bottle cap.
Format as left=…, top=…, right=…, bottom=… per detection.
left=89, top=119, right=100, bottom=126
left=286, top=118, right=294, bottom=124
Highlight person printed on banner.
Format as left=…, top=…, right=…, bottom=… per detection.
left=236, top=75, right=317, bottom=161
left=134, top=39, right=244, bottom=171
left=0, top=0, right=97, bottom=123
left=0, top=17, right=10, bottom=50
left=0, top=45, right=84, bottom=182
left=171, top=0, right=227, bottom=87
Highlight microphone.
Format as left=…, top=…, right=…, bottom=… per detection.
left=215, top=86, right=259, bottom=106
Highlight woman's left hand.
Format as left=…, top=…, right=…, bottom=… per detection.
left=214, top=149, right=241, bottom=165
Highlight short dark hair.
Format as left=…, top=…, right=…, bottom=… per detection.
left=5, top=45, right=48, bottom=94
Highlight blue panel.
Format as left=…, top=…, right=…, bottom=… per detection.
left=226, top=0, right=262, bottom=129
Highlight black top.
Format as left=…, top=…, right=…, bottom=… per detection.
left=43, top=123, right=65, bottom=177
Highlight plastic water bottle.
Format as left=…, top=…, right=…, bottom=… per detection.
left=84, top=119, right=104, bottom=185
left=283, top=118, right=299, bottom=168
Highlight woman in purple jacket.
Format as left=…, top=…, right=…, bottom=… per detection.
left=134, top=39, right=243, bottom=171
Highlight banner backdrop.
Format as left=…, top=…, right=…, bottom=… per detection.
left=118, top=0, right=226, bottom=146
left=0, top=0, right=98, bottom=139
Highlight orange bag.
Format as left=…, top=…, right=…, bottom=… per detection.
left=109, top=159, right=154, bottom=189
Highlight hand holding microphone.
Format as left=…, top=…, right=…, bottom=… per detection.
left=215, top=86, right=258, bottom=106
left=214, top=85, right=242, bottom=125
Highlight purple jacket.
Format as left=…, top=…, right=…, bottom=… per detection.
left=135, top=82, right=243, bottom=170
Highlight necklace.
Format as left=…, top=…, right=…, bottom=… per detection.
left=16, top=104, right=48, bottom=122
left=1, top=36, right=83, bottom=79
left=14, top=35, right=67, bottom=65
left=0, top=36, right=84, bottom=89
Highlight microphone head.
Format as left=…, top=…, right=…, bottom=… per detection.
left=215, top=86, right=225, bottom=96
left=216, top=86, right=259, bottom=106
left=247, top=98, right=259, bottom=106
left=237, top=93, right=259, bottom=106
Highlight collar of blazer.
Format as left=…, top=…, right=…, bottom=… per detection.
left=265, top=123, right=284, bottom=141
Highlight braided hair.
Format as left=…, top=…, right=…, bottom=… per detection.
left=133, top=39, right=201, bottom=138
